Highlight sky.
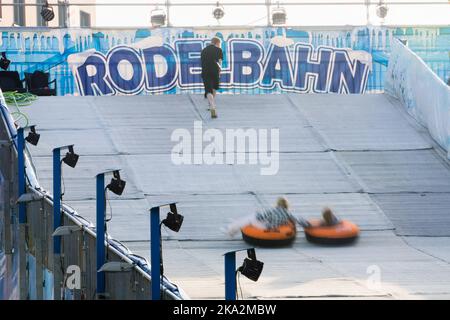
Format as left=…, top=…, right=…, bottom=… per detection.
left=95, top=0, right=450, bottom=28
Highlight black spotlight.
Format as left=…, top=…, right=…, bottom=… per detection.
left=0, top=52, right=11, bottom=71
left=162, top=203, right=183, bottom=232
left=107, top=170, right=126, bottom=195
left=151, top=7, right=166, bottom=27
left=41, top=1, right=55, bottom=22
left=213, top=1, right=225, bottom=20
left=238, top=248, right=264, bottom=282
left=272, top=3, right=287, bottom=25
left=376, top=1, right=389, bottom=19
left=25, top=126, right=40, bottom=146
left=62, top=146, right=79, bottom=168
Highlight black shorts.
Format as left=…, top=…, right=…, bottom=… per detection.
left=202, top=72, right=220, bottom=95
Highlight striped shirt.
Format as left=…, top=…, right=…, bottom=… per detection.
left=255, top=207, right=308, bottom=229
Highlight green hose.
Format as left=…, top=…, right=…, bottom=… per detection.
left=3, top=91, right=38, bottom=127
left=3, top=91, right=37, bottom=106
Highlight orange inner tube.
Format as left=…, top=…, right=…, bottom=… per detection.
left=304, top=219, right=359, bottom=239
left=241, top=222, right=297, bottom=241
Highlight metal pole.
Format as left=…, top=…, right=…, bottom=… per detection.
left=224, top=252, right=236, bottom=300
left=65, top=0, right=70, bottom=28
left=52, top=148, right=62, bottom=254
left=150, top=206, right=161, bottom=300
left=96, top=173, right=106, bottom=296
left=266, top=0, right=271, bottom=27
left=52, top=148, right=62, bottom=300
left=17, top=128, right=28, bottom=300
left=365, top=0, right=370, bottom=25
left=166, top=0, right=171, bottom=27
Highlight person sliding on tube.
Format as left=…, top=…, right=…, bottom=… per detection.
left=319, top=207, right=340, bottom=227
left=222, top=197, right=311, bottom=237
left=201, top=36, right=223, bottom=119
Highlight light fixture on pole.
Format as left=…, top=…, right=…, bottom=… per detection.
left=271, top=1, right=287, bottom=25
left=17, top=125, right=41, bottom=225
left=0, top=52, right=11, bottom=71
left=16, top=125, right=40, bottom=300
left=237, top=248, right=264, bottom=282
left=62, top=145, right=79, bottom=168
left=52, top=144, right=79, bottom=300
left=224, top=248, right=264, bottom=300
left=53, top=143, right=79, bottom=243
left=40, top=1, right=55, bottom=22
left=151, top=6, right=167, bottom=27
left=16, top=192, right=44, bottom=204
left=96, top=169, right=127, bottom=298
left=150, top=202, right=183, bottom=300
left=161, top=203, right=183, bottom=233
left=376, top=0, right=389, bottom=19
left=106, top=170, right=126, bottom=196
left=52, top=225, right=82, bottom=237
left=98, top=261, right=135, bottom=273
left=24, top=125, right=40, bottom=146
left=213, top=1, right=225, bottom=21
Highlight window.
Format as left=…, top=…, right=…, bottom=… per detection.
left=80, top=10, right=91, bottom=28
left=36, top=0, right=48, bottom=27
left=58, top=1, right=68, bottom=27
left=13, top=0, right=25, bottom=26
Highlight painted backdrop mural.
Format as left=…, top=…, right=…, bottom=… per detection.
left=1, top=27, right=449, bottom=96
left=71, top=38, right=372, bottom=95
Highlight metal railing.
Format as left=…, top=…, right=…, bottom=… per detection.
left=0, top=93, right=185, bottom=299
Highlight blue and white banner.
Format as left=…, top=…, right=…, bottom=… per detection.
left=1, top=26, right=449, bottom=96
left=69, top=37, right=372, bottom=96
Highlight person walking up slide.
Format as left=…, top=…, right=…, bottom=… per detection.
left=201, top=37, right=223, bottom=119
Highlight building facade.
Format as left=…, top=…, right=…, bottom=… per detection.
left=0, top=0, right=96, bottom=27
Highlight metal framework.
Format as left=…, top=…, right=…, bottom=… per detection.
left=2, top=1, right=446, bottom=6
left=1, top=1, right=447, bottom=27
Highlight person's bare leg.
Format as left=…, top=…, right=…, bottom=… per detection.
left=212, top=89, right=218, bottom=117
left=207, top=92, right=217, bottom=118
left=222, top=214, right=263, bottom=236
left=206, top=93, right=215, bottom=108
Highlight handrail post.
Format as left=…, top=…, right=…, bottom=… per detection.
left=150, top=206, right=161, bottom=300
left=17, top=127, right=28, bottom=300
left=224, top=251, right=236, bottom=300
left=52, top=148, right=62, bottom=300
left=96, top=173, right=106, bottom=297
